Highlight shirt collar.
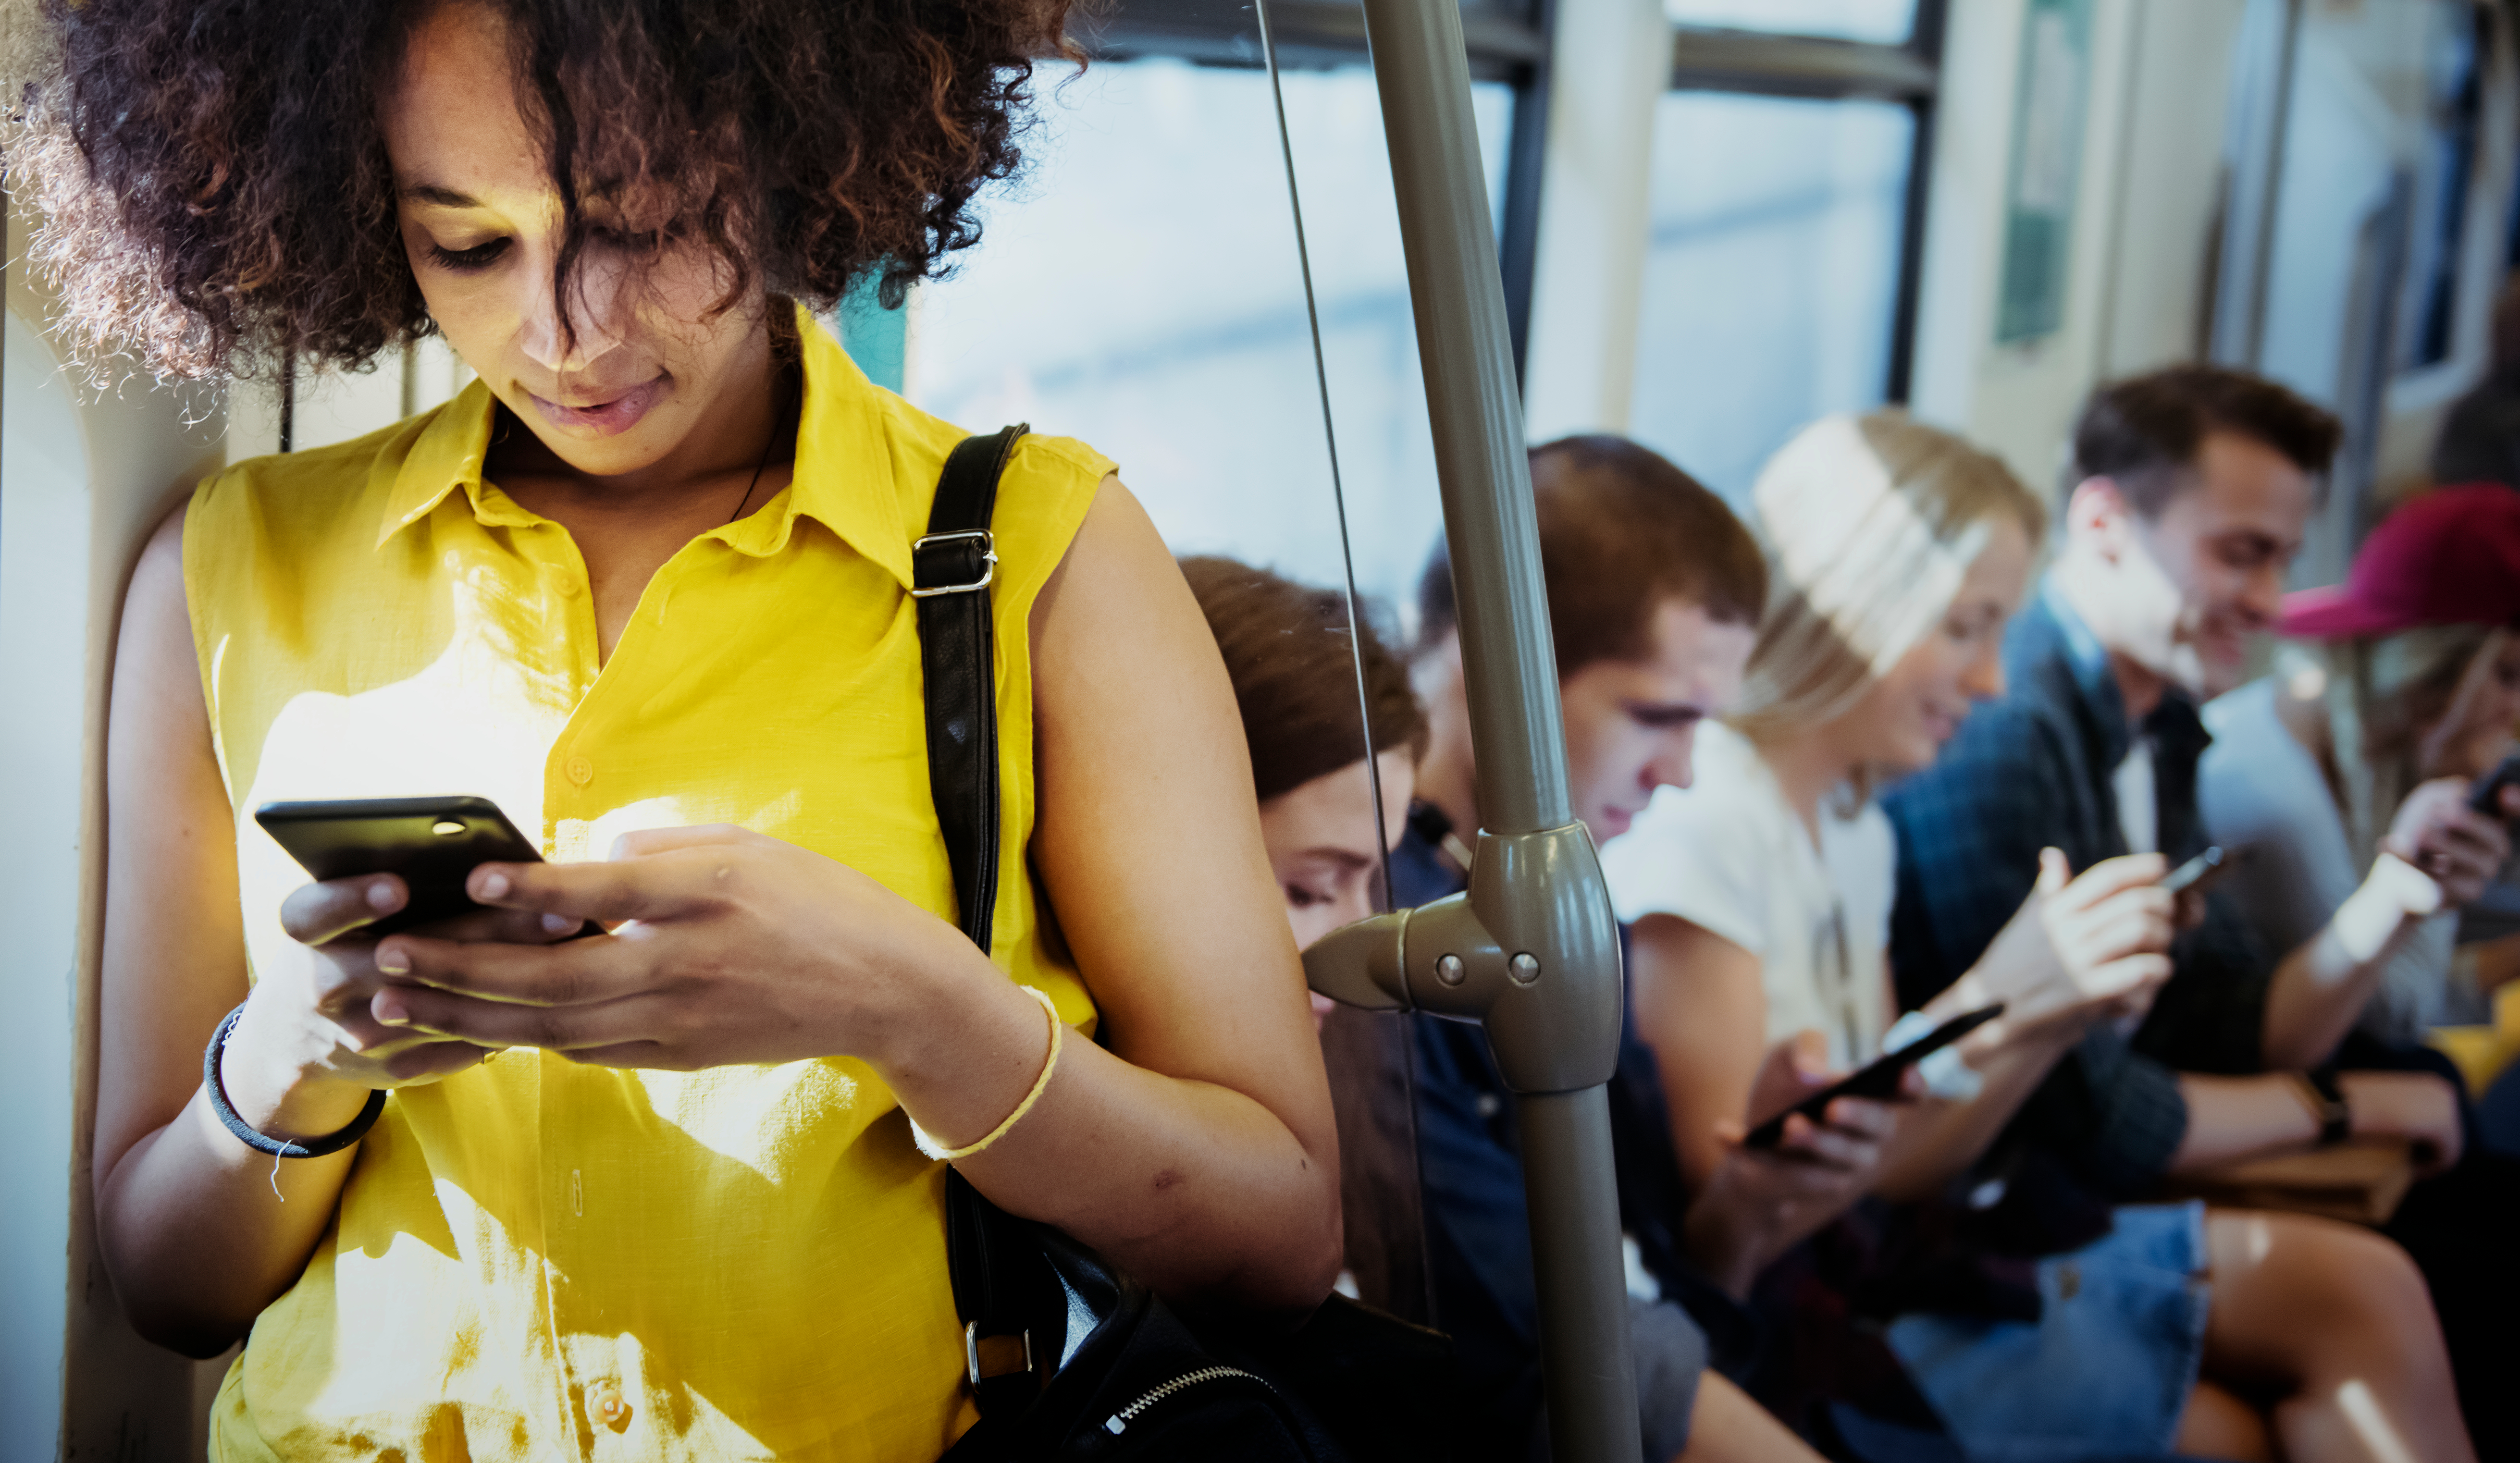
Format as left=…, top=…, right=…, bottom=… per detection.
left=374, top=305, right=915, bottom=589
left=372, top=379, right=506, bottom=549
left=2032, top=576, right=2210, bottom=766
left=2034, top=576, right=2135, bottom=769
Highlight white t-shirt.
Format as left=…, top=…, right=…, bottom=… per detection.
left=1601, top=722, right=1898, bottom=1069
left=2112, top=735, right=2157, bottom=855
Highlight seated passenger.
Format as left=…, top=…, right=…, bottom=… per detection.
left=1882, top=367, right=2483, bottom=1459
left=1182, top=556, right=1421, bottom=961
left=2200, top=485, right=2520, bottom=1045
left=1181, top=555, right=1429, bottom=1315
left=1610, top=411, right=2472, bottom=1463
left=1406, top=436, right=1878, bottom=1463
left=60, top=3, right=1343, bottom=1455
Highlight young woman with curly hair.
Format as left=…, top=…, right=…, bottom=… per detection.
left=34, top=0, right=1343, bottom=1456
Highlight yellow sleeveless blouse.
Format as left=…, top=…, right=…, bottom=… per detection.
left=187, top=311, right=1107, bottom=1461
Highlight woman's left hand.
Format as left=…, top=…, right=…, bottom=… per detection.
left=368, top=825, right=994, bottom=1071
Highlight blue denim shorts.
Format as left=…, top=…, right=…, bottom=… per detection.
left=1885, top=1202, right=2211, bottom=1463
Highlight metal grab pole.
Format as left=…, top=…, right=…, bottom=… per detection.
left=1351, top=1, right=1643, bottom=1459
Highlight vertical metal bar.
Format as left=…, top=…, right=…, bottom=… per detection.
left=1495, top=0, right=1556, bottom=384
left=1885, top=0, right=1949, bottom=404
left=1358, top=2, right=1637, bottom=1459
left=1512, top=1091, right=1636, bottom=1463
left=1360, top=0, right=1568, bottom=841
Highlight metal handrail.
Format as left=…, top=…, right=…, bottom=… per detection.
left=1300, top=0, right=1643, bottom=1457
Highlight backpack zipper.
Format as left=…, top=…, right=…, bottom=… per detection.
left=1100, top=1365, right=1274, bottom=1435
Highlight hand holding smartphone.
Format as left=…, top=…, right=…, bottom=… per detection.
left=1742, top=1003, right=2004, bottom=1150
left=2469, top=752, right=2520, bottom=819
left=255, top=796, right=548, bottom=937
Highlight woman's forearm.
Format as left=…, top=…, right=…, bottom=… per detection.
left=882, top=967, right=1340, bottom=1311
left=98, top=1079, right=362, bottom=1356
left=2166, top=1073, right=2322, bottom=1171
left=2263, top=856, right=2436, bottom=1069
left=1872, top=1024, right=2079, bottom=1203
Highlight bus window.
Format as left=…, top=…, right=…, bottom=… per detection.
left=1627, top=90, right=1915, bottom=502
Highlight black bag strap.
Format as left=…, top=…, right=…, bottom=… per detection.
left=914, top=424, right=1058, bottom=1423
left=916, top=423, right=1025, bottom=954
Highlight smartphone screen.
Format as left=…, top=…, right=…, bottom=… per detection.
left=254, top=796, right=545, bottom=937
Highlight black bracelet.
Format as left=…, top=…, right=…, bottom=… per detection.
left=2301, top=1066, right=2353, bottom=1148
left=203, top=1003, right=386, bottom=1159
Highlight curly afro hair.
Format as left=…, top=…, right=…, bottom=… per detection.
left=12, top=0, right=1074, bottom=379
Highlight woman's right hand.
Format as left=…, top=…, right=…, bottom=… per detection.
left=2385, top=776, right=2513, bottom=909
left=218, top=874, right=580, bottom=1140
left=1963, top=849, right=2174, bottom=1034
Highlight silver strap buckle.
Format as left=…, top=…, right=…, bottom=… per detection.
left=913, top=529, right=998, bottom=598
left=965, top=1321, right=1035, bottom=1387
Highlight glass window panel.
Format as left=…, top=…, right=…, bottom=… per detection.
left=907, top=57, right=1511, bottom=619
left=1627, top=90, right=1912, bottom=504
left=1663, top=0, right=1915, bottom=45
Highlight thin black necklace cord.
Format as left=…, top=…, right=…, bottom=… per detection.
left=726, top=369, right=797, bottom=525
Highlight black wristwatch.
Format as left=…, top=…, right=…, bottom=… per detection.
left=2297, top=1067, right=2352, bottom=1147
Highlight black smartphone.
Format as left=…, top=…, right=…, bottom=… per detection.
left=1742, top=1003, right=2006, bottom=1150
left=2161, top=845, right=2235, bottom=897
left=254, top=795, right=545, bottom=937
left=2469, top=752, right=2520, bottom=819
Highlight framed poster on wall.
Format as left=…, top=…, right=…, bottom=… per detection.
left=1995, top=0, right=2093, bottom=344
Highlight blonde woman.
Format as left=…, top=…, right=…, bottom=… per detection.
left=1601, top=413, right=2475, bottom=1463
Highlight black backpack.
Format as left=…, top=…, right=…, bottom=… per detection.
left=911, top=428, right=1460, bottom=1463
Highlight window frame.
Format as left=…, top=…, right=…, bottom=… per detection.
left=1081, top=0, right=1553, bottom=372
left=1661, top=0, right=1950, bottom=403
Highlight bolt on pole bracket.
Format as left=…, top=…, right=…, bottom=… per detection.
left=1302, top=823, right=1622, bottom=1095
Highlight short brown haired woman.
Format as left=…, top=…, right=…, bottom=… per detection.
left=1181, top=557, right=1424, bottom=957
left=39, top=2, right=1340, bottom=1455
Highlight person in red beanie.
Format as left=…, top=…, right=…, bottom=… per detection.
left=2200, top=484, right=2520, bottom=1048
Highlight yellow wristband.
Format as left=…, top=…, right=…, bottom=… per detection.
left=911, top=984, right=1064, bottom=1163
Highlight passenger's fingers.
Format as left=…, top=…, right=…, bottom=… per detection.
left=372, top=929, right=644, bottom=1007
left=371, top=984, right=666, bottom=1051
left=462, top=856, right=717, bottom=924
left=2076, top=902, right=2175, bottom=960
left=2051, top=953, right=2170, bottom=1007
left=1773, top=1115, right=1873, bottom=1171
left=326, top=1004, right=418, bottom=1056
left=558, top=1041, right=674, bottom=1070
left=2440, top=811, right=2510, bottom=865
left=2089, top=885, right=2177, bottom=924
left=377, top=1038, right=495, bottom=1084
left=308, top=951, right=384, bottom=1017
left=280, top=875, right=407, bottom=947
left=408, top=902, right=587, bottom=945
left=1780, top=1028, right=1832, bottom=1085
left=2053, top=852, right=2170, bottom=910
left=1818, top=1095, right=1900, bottom=1141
